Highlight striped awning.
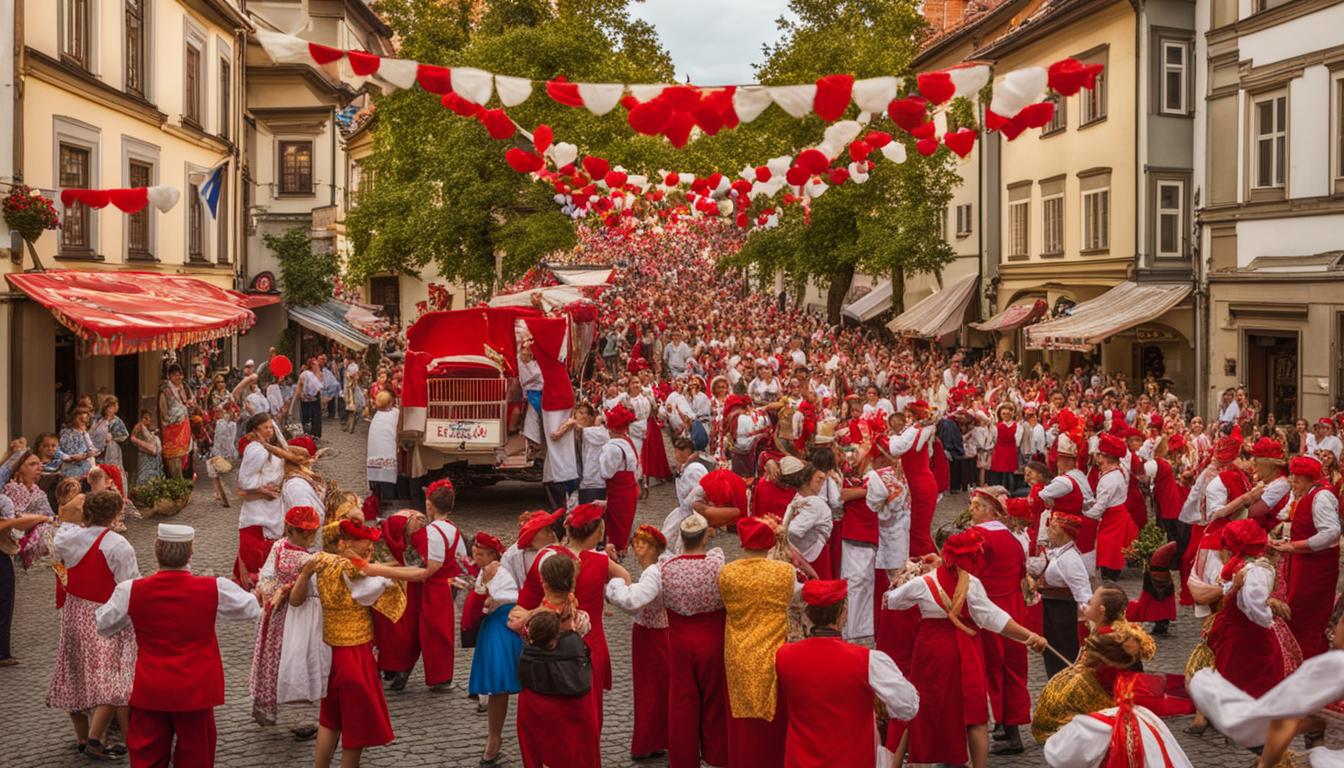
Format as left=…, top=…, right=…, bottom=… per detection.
left=1024, top=283, right=1190, bottom=351
left=289, top=300, right=379, bottom=350
left=886, top=273, right=979, bottom=339
left=971, top=298, right=1048, bottom=332
left=551, top=267, right=614, bottom=287
left=841, top=280, right=892, bottom=322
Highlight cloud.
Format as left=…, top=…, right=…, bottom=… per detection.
left=627, top=0, right=796, bottom=86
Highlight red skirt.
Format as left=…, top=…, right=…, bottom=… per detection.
left=605, top=470, right=639, bottom=555
left=1126, top=590, right=1177, bottom=623
left=1285, top=548, right=1341, bottom=659
left=517, top=688, right=600, bottom=768
left=1096, top=505, right=1137, bottom=570
left=642, top=418, right=673, bottom=480
left=1209, top=603, right=1283, bottom=698
left=233, top=526, right=274, bottom=587
left=874, top=568, right=919, bottom=674
left=906, top=474, right=939, bottom=559
left=1076, top=516, right=1099, bottom=556
left=982, top=591, right=1030, bottom=726
left=419, top=576, right=456, bottom=686
left=630, top=624, right=669, bottom=756
left=1179, top=524, right=1204, bottom=606
left=727, top=694, right=787, bottom=768
left=319, top=643, right=395, bottom=749
left=886, top=617, right=988, bottom=764
left=374, top=581, right=422, bottom=672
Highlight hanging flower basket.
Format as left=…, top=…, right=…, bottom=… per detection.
left=2, top=184, right=61, bottom=243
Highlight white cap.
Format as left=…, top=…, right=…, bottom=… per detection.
left=244, top=359, right=256, bottom=367
left=779, top=456, right=806, bottom=475
left=679, top=513, right=708, bottom=535
left=157, top=523, right=194, bottom=543
left=1056, top=432, right=1078, bottom=458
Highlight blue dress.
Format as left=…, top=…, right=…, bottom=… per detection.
left=468, top=602, right=522, bottom=696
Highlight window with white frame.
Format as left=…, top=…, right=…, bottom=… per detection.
left=125, top=0, right=146, bottom=96
left=1082, top=188, right=1110, bottom=251
left=1042, top=195, right=1064, bottom=255
left=1081, top=49, right=1108, bottom=125
left=1156, top=180, right=1183, bottom=258
left=955, top=203, right=972, bottom=237
left=61, top=0, right=91, bottom=70
left=1161, top=41, right=1188, bottom=115
left=1254, top=94, right=1287, bottom=189
left=1009, top=201, right=1029, bottom=258
left=1044, top=92, right=1065, bottom=134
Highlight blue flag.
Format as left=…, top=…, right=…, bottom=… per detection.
left=198, top=161, right=226, bottom=219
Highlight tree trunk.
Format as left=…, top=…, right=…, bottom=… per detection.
left=826, top=263, right=856, bottom=325
left=891, top=267, right=906, bottom=315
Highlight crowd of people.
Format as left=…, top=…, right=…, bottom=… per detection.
left=4, top=218, right=1344, bottom=768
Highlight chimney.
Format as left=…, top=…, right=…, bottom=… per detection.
left=922, top=0, right=967, bottom=33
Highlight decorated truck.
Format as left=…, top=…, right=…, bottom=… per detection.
left=400, top=286, right=599, bottom=486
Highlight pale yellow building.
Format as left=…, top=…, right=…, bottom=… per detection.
left=2, top=0, right=250, bottom=440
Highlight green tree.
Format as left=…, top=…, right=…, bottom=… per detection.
left=265, top=227, right=337, bottom=307
left=726, top=0, right=959, bottom=323
left=348, top=0, right=690, bottom=291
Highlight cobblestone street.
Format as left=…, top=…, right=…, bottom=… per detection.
left=0, top=421, right=1256, bottom=767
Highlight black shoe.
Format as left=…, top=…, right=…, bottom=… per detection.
left=388, top=671, right=411, bottom=692
left=479, top=754, right=504, bottom=767
left=631, top=751, right=667, bottom=761
left=83, top=740, right=121, bottom=762
left=991, top=724, right=1009, bottom=742
left=290, top=725, right=318, bottom=741
left=1150, top=620, right=1170, bottom=636
left=991, top=740, right=1025, bottom=756
left=381, top=670, right=395, bottom=682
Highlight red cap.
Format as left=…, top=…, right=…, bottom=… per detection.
left=288, top=436, right=318, bottom=457
left=941, top=528, right=986, bottom=573
left=285, top=505, right=320, bottom=531
left=339, top=519, right=382, bottom=541
left=634, top=524, right=667, bottom=549
left=567, top=502, right=606, bottom=529
left=801, top=579, right=848, bottom=607
left=700, top=469, right=748, bottom=518
left=1098, top=433, right=1127, bottom=458
left=1214, top=435, right=1242, bottom=463
left=736, top=516, right=776, bottom=551
left=1249, top=437, right=1284, bottom=460
left=1166, top=434, right=1186, bottom=452
left=907, top=399, right=931, bottom=419
left=1220, top=518, right=1268, bottom=557
left=517, top=509, right=563, bottom=548
left=427, top=478, right=455, bottom=496
left=1003, top=497, right=1034, bottom=521
left=1149, top=540, right=1178, bottom=569
left=474, top=531, right=503, bottom=553
left=1318, top=417, right=1336, bottom=431
left=1290, top=455, right=1322, bottom=480
left=605, top=404, right=636, bottom=430
left=1050, top=511, right=1084, bottom=536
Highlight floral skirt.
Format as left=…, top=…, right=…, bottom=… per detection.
left=46, top=595, right=136, bottom=712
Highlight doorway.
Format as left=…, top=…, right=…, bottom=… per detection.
left=54, top=332, right=77, bottom=432
left=1246, top=331, right=1298, bottom=423
left=114, top=355, right=141, bottom=481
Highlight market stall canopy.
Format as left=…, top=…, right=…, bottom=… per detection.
left=288, top=299, right=380, bottom=350
left=886, top=273, right=979, bottom=339
left=970, top=298, right=1048, bottom=332
left=841, top=280, right=892, bottom=323
left=488, top=285, right=588, bottom=312
left=5, top=270, right=256, bottom=355
left=550, top=266, right=614, bottom=287
left=1024, top=283, right=1191, bottom=351
left=236, top=293, right=281, bottom=309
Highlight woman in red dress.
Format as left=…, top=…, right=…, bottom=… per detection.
left=565, top=503, right=631, bottom=734
left=884, top=529, right=1047, bottom=768
left=1271, top=455, right=1342, bottom=659
left=1209, top=519, right=1284, bottom=697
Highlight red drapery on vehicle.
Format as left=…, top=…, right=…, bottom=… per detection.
left=5, top=270, right=257, bottom=355
left=523, top=316, right=575, bottom=411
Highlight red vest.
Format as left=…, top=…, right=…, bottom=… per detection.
left=1291, top=484, right=1336, bottom=548
left=990, top=422, right=1019, bottom=472
left=1052, top=475, right=1085, bottom=516
left=517, top=545, right=576, bottom=610
left=65, top=529, right=118, bottom=604
left=127, top=570, right=223, bottom=711
left=776, top=636, right=875, bottom=768
left=1152, top=459, right=1181, bottom=520
left=840, top=476, right=878, bottom=545
left=753, top=478, right=797, bottom=519
left=411, top=521, right=464, bottom=585
left=898, top=428, right=934, bottom=482
left=976, top=525, right=1026, bottom=599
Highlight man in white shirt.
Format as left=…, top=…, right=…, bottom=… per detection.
left=297, top=358, right=324, bottom=438
left=663, top=331, right=694, bottom=379
left=1305, top=418, right=1343, bottom=464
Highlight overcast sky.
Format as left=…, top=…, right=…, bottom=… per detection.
left=627, top=0, right=796, bottom=86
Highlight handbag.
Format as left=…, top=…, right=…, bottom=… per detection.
left=517, top=631, right=592, bottom=697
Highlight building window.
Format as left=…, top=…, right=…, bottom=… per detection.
left=184, top=44, right=202, bottom=126
left=1257, top=0, right=1293, bottom=10
left=59, top=144, right=91, bottom=251
left=938, top=207, right=948, bottom=240
left=1009, top=201, right=1029, bottom=258
left=279, top=141, right=314, bottom=195
left=219, top=60, right=231, bottom=140
left=1043, top=92, right=1065, bottom=135
left=125, top=0, right=145, bottom=96
left=1156, top=180, right=1184, bottom=258
left=1082, top=56, right=1107, bottom=125
left=127, top=160, right=152, bottom=255
left=955, top=203, right=972, bottom=237
left=188, top=183, right=204, bottom=260
left=1082, top=188, right=1110, bottom=251
left=216, top=176, right=229, bottom=264
left=1042, top=195, right=1064, bottom=255
left=1254, top=94, right=1287, bottom=189
left=1161, top=41, right=1188, bottom=115
left=61, top=0, right=91, bottom=69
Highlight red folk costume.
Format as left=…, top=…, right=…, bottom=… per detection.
left=1283, top=457, right=1341, bottom=659
left=515, top=600, right=601, bottom=768
left=1092, top=434, right=1137, bottom=571
left=991, top=421, right=1020, bottom=474
left=1207, top=520, right=1284, bottom=698
left=602, top=404, right=641, bottom=554
left=93, top=524, right=261, bottom=768
left=575, top=546, right=614, bottom=730
left=894, top=407, right=939, bottom=558
left=661, top=547, right=730, bottom=768
left=373, top=514, right=423, bottom=674
left=975, top=516, right=1031, bottom=731
left=409, top=519, right=466, bottom=686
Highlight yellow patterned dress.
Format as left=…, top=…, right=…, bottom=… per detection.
left=1031, top=621, right=1157, bottom=744
left=718, top=557, right=796, bottom=723
left=311, top=553, right=406, bottom=748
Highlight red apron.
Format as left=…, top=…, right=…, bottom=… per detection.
left=605, top=437, right=639, bottom=555
left=417, top=523, right=462, bottom=686
left=1284, top=484, right=1340, bottom=659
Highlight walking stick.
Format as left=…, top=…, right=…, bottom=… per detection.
left=1011, top=634, right=1077, bottom=668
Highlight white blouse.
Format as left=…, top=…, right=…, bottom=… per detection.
left=52, top=525, right=140, bottom=585
left=1226, top=560, right=1275, bottom=628
left=1085, top=469, right=1126, bottom=521
left=885, top=573, right=1011, bottom=633
left=238, top=442, right=285, bottom=538
left=1028, top=542, right=1093, bottom=609
left=785, top=495, right=834, bottom=562
left=1043, top=705, right=1193, bottom=768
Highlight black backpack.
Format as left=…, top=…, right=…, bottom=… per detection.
left=517, top=631, right=592, bottom=697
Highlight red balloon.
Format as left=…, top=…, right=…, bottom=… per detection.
left=269, top=355, right=293, bottom=379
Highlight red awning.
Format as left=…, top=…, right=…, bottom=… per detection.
left=236, top=292, right=281, bottom=309
left=970, top=299, right=1048, bottom=332
left=6, top=270, right=257, bottom=355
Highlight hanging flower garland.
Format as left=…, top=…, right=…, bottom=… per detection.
left=58, top=186, right=183, bottom=214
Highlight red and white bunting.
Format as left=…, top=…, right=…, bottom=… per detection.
left=60, top=186, right=181, bottom=214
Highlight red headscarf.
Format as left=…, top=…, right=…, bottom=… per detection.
left=605, top=404, right=636, bottom=431
left=1097, top=433, right=1127, bottom=459
left=736, top=516, right=776, bottom=550
left=699, top=469, right=748, bottom=518
left=474, top=531, right=504, bottom=553
left=941, top=527, right=986, bottom=574
left=1290, top=455, right=1322, bottom=481
left=1214, top=435, right=1242, bottom=463
left=1219, top=518, right=1268, bottom=582
left=1249, top=437, right=1284, bottom=460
